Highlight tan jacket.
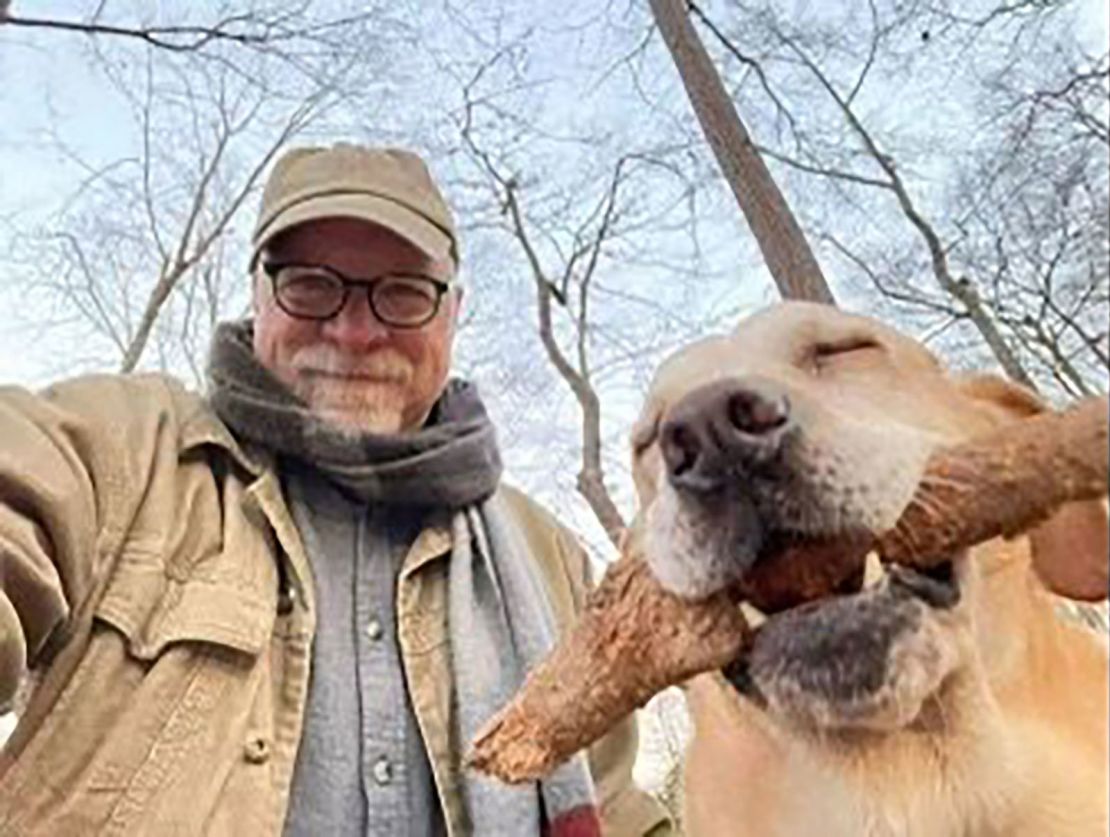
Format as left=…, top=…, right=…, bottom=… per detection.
left=0, top=373, right=671, bottom=836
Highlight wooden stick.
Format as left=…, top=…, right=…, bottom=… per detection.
left=879, top=395, right=1108, bottom=565
left=469, top=395, right=1108, bottom=783
left=467, top=538, right=751, bottom=782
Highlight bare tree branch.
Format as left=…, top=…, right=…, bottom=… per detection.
left=4, top=11, right=285, bottom=52
left=762, top=15, right=1035, bottom=387
left=118, top=86, right=323, bottom=372
left=455, top=57, right=630, bottom=545
left=650, top=0, right=837, bottom=304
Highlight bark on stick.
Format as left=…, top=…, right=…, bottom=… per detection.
left=468, top=542, right=750, bottom=783
left=879, top=395, right=1108, bottom=565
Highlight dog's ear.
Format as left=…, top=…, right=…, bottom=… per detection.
left=958, top=374, right=1108, bottom=601
left=1028, top=500, right=1109, bottom=602
left=957, top=374, right=1044, bottom=420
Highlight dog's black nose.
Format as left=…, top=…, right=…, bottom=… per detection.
left=660, top=379, right=792, bottom=492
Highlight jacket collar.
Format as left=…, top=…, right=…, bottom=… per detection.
left=178, top=394, right=268, bottom=478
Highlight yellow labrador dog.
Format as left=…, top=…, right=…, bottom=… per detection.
left=630, top=302, right=1108, bottom=837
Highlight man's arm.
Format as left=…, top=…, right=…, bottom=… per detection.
left=0, top=375, right=164, bottom=707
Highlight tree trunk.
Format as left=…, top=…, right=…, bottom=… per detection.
left=649, top=0, right=836, bottom=305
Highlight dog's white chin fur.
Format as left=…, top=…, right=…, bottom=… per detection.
left=643, top=483, right=758, bottom=599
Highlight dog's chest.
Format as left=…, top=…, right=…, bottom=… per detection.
left=766, top=730, right=1034, bottom=837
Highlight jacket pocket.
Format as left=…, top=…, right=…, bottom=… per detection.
left=94, top=543, right=274, bottom=660
left=0, top=542, right=276, bottom=836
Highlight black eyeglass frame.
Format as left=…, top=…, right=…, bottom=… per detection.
left=260, top=261, right=452, bottom=329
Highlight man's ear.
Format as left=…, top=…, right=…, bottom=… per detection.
left=249, top=265, right=267, bottom=315
left=958, top=373, right=1108, bottom=601
left=452, top=285, right=465, bottom=322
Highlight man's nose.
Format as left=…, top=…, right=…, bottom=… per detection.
left=320, top=286, right=389, bottom=347
left=659, top=378, right=793, bottom=492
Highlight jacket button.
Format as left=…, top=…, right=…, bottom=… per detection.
left=277, top=588, right=295, bottom=615
left=244, top=736, right=271, bottom=764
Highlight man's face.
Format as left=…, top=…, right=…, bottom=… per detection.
left=252, top=217, right=459, bottom=434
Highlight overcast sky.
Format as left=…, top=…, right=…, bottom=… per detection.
left=2, top=1, right=1106, bottom=384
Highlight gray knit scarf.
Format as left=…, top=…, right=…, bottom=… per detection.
left=207, top=321, right=600, bottom=836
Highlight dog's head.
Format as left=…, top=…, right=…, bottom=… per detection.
left=632, top=301, right=1107, bottom=733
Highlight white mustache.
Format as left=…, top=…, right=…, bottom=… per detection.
left=293, top=346, right=413, bottom=382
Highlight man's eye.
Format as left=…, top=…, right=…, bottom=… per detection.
left=379, top=280, right=434, bottom=304
left=375, top=279, right=436, bottom=313
left=281, top=272, right=338, bottom=295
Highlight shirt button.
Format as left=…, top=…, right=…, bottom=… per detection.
left=372, top=756, right=393, bottom=785
left=365, top=618, right=384, bottom=641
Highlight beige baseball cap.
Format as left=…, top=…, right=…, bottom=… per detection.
left=251, top=143, right=459, bottom=270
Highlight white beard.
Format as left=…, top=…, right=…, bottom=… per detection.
left=291, top=345, right=415, bottom=435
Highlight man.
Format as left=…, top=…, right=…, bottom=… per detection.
left=0, top=144, right=671, bottom=836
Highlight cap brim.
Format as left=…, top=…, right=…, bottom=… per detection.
left=253, top=193, right=454, bottom=266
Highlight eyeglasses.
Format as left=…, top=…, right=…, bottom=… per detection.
left=260, top=261, right=451, bottom=328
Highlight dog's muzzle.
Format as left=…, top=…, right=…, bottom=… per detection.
left=660, top=377, right=793, bottom=493
left=645, top=376, right=966, bottom=730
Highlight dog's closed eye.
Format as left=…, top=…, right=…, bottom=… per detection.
left=631, top=414, right=660, bottom=456
left=811, top=336, right=884, bottom=373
